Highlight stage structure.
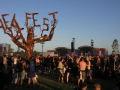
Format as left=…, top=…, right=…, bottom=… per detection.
left=68, top=49, right=79, bottom=56
left=94, top=48, right=106, bottom=56
left=55, top=47, right=70, bottom=56
left=78, top=46, right=106, bottom=56
left=78, top=46, right=95, bottom=56
left=55, top=46, right=106, bottom=56
left=47, top=50, right=56, bottom=52
left=0, top=12, right=58, bottom=58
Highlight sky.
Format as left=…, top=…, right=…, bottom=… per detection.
left=0, top=0, right=120, bottom=55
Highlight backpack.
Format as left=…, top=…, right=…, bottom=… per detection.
left=17, top=62, right=23, bottom=72
left=29, top=62, right=35, bottom=71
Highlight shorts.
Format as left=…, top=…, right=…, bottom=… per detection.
left=87, top=69, right=91, bottom=77
left=4, top=64, right=7, bottom=68
left=82, top=71, right=86, bottom=80
left=27, top=71, right=35, bottom=78
left=17, top=70, right=26, bottom=80
left=59, top=68, right=63, bottom=73
left=66, top=68, right=71, bottom=73
left=90, top=69, right=92, bottom=76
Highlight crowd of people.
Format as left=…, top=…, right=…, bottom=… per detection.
left=0, top=53, right=120, bottom=90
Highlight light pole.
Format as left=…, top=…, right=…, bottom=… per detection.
left=91, top=39, right=94, bottom=56
left=40, top=41, right=45, bottom=56
left=91, top=39, right=94, bottom=47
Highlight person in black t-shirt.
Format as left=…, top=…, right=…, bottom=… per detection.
left=100, top=56, right=105, bottom=69
left=110, top=55, right=114, bottom=69
left=51, top=57, right=56, bottom=74
left=7, top=56, right=11, bottom=67
left=66, top=54, right=74, bottom=83
left=43, top=57, right=47, bottom=71
left=16, top=57, right=26, bottom=89
left=107, top=56, right=110, bottom=67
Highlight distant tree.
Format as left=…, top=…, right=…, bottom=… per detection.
left=19, top=50, right=25, bottom=55
left=117, top=50, right=120, bottom=54
left=32, top=50, right=40, bottom=56
left=111, top=39, right=119, bottom=54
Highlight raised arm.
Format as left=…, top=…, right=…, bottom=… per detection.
left=66, top=54, right=73, bottom=61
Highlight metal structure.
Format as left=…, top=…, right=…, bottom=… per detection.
left=91, top=39, right=94, bottom=47
left=0, top=12, right=58, bottom=58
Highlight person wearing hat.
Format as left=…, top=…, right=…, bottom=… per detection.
left=94, top=83, right=101, bottom=90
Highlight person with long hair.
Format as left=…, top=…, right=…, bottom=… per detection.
left=66, top=54, right=73, bottom=83
left=86, top=56, right=92, bottom=83
left=67, top=54, right=81, bottom=85
left=58, top=58, right=64, bottom=83
left=96, top=57, right=101, bottom=69
left=35, top=55, right=40, bottom=72
left=27, top=57, right=35, bottom=87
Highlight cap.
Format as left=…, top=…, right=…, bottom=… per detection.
left=94, top=83, right=101, bottom=88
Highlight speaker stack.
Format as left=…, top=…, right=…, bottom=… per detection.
left=71, top=42, right=74, bottom=52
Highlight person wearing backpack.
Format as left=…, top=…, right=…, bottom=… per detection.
left=16, top=57, right=26, bottom=89
left=27, top=57, right=35, bottom=87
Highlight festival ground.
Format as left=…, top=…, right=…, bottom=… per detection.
left=6, top=70, right=116, bottom=90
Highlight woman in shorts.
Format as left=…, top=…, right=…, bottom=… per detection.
left=58, top=59, right=64, bottom=83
